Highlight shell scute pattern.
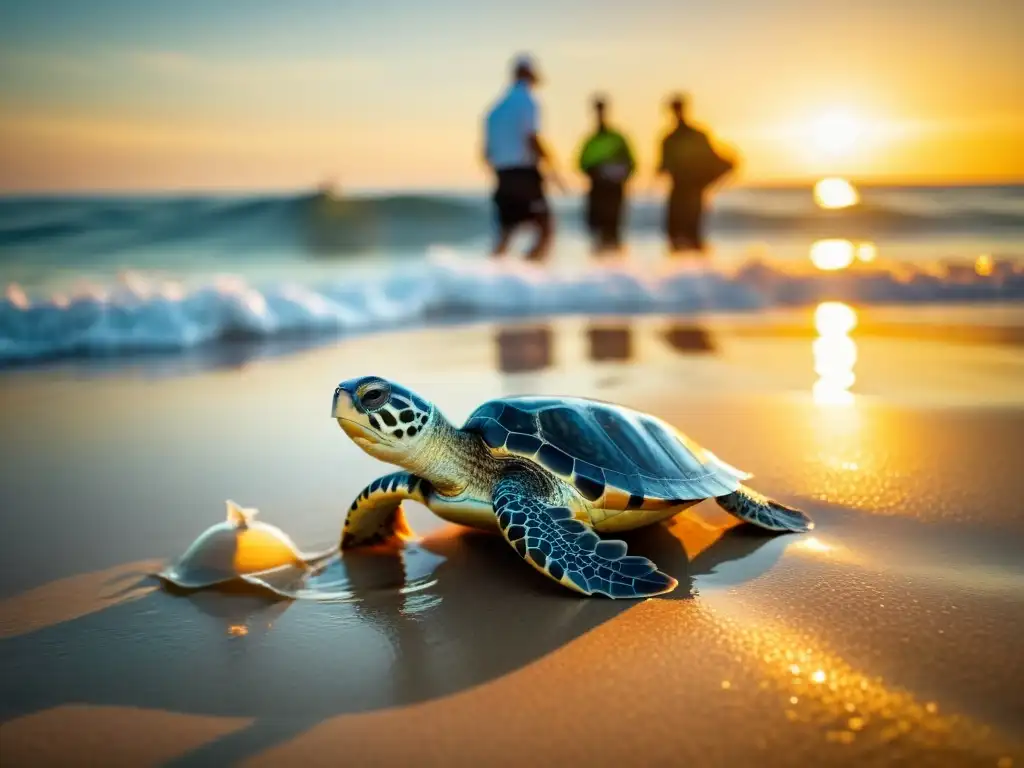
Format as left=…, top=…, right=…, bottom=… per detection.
left=506, top=432, right=543, bottom=455
left=537, top=406, right=624, bottom=469
left=463, top=396, right=745, bottom=509
left=537, top=443, right=575, bottom=477
left=480, top=420, right=508, bottom=450
left=497, top=404, right=538, bottom=434
left=591, top=407, right=672, bottom=476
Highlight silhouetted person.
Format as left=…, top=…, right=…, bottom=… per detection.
left=657, top=93, right=734, bottom=254
left=483, top=54, right=563, bottom=262
left=577, top=96, right=635, bottom=254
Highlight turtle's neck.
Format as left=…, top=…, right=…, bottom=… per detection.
left=403, top=409, right=498, bottom=497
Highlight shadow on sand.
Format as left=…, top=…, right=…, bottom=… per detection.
left=0, top=513, right=791, bottom=765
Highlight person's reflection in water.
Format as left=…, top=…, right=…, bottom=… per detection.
left=585, top=323, right=634, bottom=389
left=662, top=322, right=717, bottom=354
left=586, top=324, right=633, bottom=362
left=495, top=325, right=553, bottom=374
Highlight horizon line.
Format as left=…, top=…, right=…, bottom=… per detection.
left=1, top=176, right=1023, bottom=198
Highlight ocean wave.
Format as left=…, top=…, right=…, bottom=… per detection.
left=2, top=187, right=1023, bottom=259
left=2, top=252, right=1022, bottom=365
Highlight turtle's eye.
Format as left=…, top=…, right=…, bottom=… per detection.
left=359, top=382, right=391, bottom=412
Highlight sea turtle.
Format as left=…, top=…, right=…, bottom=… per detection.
left=331, top=376, right=813, bottom=598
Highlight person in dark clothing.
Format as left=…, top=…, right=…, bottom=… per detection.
left=657, top=93, right=734, bottom=254
left=577, top=96, right=636, bottom=254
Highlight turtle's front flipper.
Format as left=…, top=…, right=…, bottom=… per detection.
left=492, top=472, right=677, bottom=598
left=342, top=472, right=433, bottom=549
left=715, top=484, right=813, bottom=532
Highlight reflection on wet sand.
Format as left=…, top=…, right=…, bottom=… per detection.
left=0, top=510, right=789, bottom=764
left=663, top=322, right=717, bottom=354
left=495, top=325, right=553, bottom=373
left=9, top=334, right=338, bottom=381
left=246, top=572, right=1022, bottom=768
left=586, top=325, right=633, bottom=362
left=813, top=301, right=858, bottom=406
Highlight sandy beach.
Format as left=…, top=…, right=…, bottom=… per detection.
left=1, top=306, right=1023, bottom=767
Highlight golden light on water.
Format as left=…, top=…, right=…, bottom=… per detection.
left=813, top=177, right=859, bottom=209
left=975, top=254, right=994, bottom=276
left=810, top=239, right=878, bottom=271
left=815, top=301, right=858, bottom=335
left=810, top=239, right=856, bottom=271
left=856, top=242, right=877, bottom=263
left=812, top=301, right=858, bottom=406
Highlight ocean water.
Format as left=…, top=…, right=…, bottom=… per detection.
left=1, top=184, right=1022, bottom=364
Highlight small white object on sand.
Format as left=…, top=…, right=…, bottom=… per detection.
left=157, top=500, right=336, bottom=595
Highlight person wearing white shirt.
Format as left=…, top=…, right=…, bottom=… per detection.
left=483, top=54, right=561, bottom=262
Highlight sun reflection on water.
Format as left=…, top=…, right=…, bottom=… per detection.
left=810, top=239, right=878, bottom=271
left=814, top=177, right=859, bottom=209
left=813, top=302, right=858, bottom=406
left=810, top=239, right=855, bottom=271
left=975, top=254, right=994, bottom=277
left=856, top=242, right=876, bottom=263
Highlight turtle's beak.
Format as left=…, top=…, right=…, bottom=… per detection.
left=331, top=386, right=362, bottom=433
left=332, top=385, right=388, bottom=445
left=331, top=384, right=352, bottom=420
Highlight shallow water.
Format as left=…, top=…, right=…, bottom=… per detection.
left=2, top=184, right=1023, bottom=365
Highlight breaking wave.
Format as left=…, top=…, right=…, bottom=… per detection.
left=2, top=251, right=1021, bottom=365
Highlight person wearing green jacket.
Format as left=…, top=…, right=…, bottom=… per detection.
left=577, top=96, right=636, bottom=253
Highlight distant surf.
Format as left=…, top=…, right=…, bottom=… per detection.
left=2, top=184, right=1023, bottom=262
left=2, top=251, right=1021, bottom=365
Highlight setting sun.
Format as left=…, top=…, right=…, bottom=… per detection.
left=812, top=112, right=863, bottom=156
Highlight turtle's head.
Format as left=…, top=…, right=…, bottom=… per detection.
left=332, top=376, right=434, bottom=464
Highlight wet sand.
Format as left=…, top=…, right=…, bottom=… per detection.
left=1, top=307, right=1023, bottom=767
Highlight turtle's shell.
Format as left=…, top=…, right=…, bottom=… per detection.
left=462, top=396, right=749, bottom=510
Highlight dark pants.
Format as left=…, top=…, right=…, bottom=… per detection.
left=586, top=179, right=625, bottom=252
left=492, top=167, right=551, bottom=260
left=666, top=186, right=706, bottom=253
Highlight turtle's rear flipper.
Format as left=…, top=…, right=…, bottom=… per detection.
left=715, top=485, right=813, bottom=532
left=341, top=472, right=432, bottom=548
left=493, top=472, right=678, bottom=598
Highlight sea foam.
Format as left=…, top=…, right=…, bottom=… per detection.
left=2, top=251, right=1021, bottom=364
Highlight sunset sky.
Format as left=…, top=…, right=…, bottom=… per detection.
left=1, top=0, right=1022, bottom=193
